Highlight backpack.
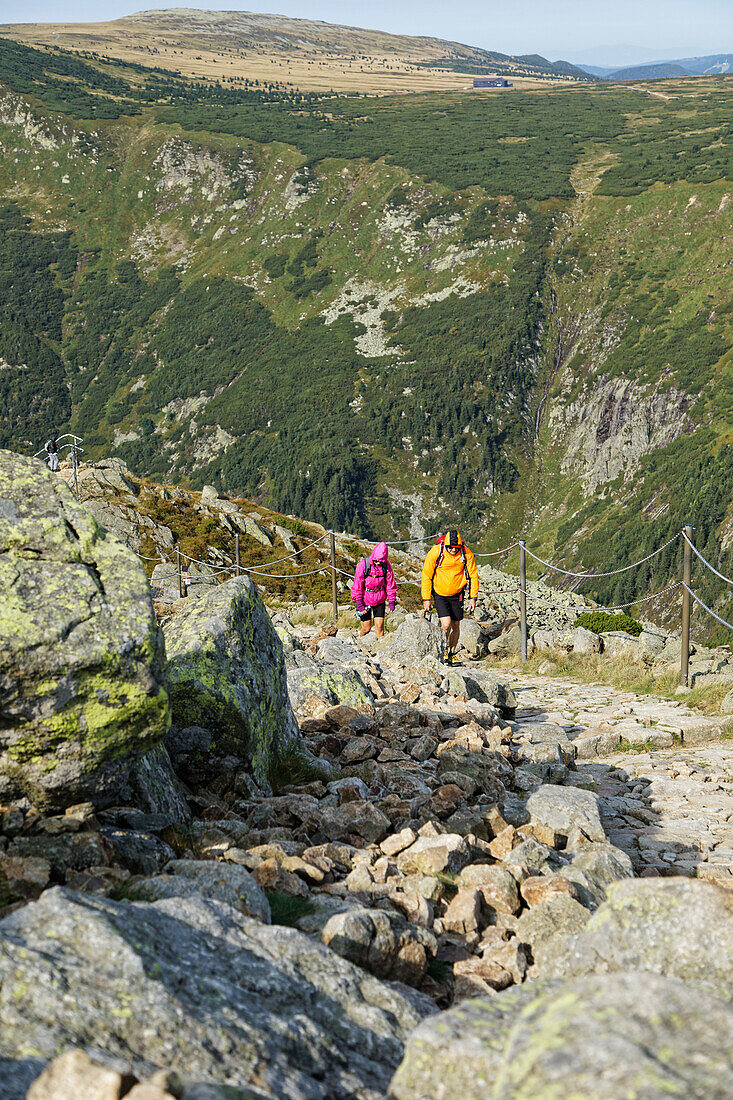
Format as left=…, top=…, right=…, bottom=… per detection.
left=431, top=542, right=469, bottom=589
left=362, top=557, right=388, bottom=600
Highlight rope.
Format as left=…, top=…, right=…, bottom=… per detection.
left=482, top=579, right=680, bottom=613
left=247, top=532, right=330, bottom=569
left=682, top=583, right=733, bottom=631
left=241, top=565, right=331, bottom=579
left=682, top=531, right=733, bottom=587
left=523, top=533, right=680, bottom=579
left=476, top=542, right=518, bottom=558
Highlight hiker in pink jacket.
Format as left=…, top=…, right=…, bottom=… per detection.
left=351, top=542, right=397, bottom=639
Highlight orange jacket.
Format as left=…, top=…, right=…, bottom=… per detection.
left=421, top=540, right=479, bottom=601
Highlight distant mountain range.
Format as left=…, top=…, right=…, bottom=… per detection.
left=579, top=54, right=733, bottom=81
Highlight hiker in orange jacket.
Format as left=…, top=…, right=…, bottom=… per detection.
left=421, top=529, right=479, bottom=666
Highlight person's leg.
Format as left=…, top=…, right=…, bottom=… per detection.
left=360, top=615, right=372, bottom=636
left=448, top=619, right=460, bottom=652
left=373, top=616, right=385, bottom=639
left=438, top=615, right=451, bottom=659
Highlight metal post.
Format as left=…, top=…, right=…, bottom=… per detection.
left=235, top=534, right=241, bottom=577
left=330, top=530, right=338, bottom=625
left=519, top=539, right=528, bottom=663
left=680, top=524, right=693, bottom=686
left=177, top=546, right=184, bottom=599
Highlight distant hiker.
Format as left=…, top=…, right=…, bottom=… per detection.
left=351, top=541, right=397, bottom=640
left=44, top=438, right=59, bottom=472
left=421, top=529, right=479, bottom=665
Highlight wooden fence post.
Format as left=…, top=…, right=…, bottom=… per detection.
left=680, top=524, right=693, bottom=686
left=519, top=539, right=527, bottom=663
left=330, top=530, right=338, bottom=625
left=176, top=546, right=184, bottom=599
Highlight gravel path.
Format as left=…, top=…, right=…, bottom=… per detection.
left=507, top=671, right=733, bottom=886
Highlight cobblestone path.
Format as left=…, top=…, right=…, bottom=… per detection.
left=508, top=672, right=733, bottom=887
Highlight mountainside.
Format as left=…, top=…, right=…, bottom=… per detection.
left=585, top=53, right=733, bottom=81
left=1, top=37, right=733, bottom=637
left=608, top=62, right=691, bottom=81
left=0, top=8, right=591, bottom=93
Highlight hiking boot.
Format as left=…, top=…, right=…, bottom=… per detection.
left=444, top=650, right=455, bottom=666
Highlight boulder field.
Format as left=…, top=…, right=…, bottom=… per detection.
left=3, top=453, right=733, bottom=1098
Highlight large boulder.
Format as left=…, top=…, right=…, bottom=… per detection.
left=0, top=888, right=433, bottom=1098
left=381, top=615, right=444, bottom=665
left=389, top=971, right=733, bottom=1099
left=536, top=877, right=733, bottom=997
left=163, top=577, right=302, bottom=782
left=0, top=451, right=169, bottom=811
left=526, top=784, right=606, bottom=845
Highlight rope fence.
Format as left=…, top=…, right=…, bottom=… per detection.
left=523, top=533, right=680, bottom=579
left=682, top=583, right=733, bottom=633
left=55, top=442, right=719, bottom=688
left=682, top=530, right=733, bottom=588
left=41, top=450, right=732, bottom=675
left=137, top=518, right=731, bottom=688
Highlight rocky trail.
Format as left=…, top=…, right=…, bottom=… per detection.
left=502, top=671, right=733, bottom=882
left=6, top=452, right=733, bottom=1098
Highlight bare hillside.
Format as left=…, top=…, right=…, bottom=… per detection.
left=0, top=7, right=588, bottom=93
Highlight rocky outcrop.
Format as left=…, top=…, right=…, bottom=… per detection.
left=0, top=452, right=170, bottom=811
left=0, top=888, right=433, bottom=1098
left=163, top=577, right=306, bottom=783
left=536, top=877, right=733, bottom=991
left=391, top=875, right=733, bottom=1097
left=390, top=970, right=733, bottom=1099
left=549, top=375, right=693, bottom=491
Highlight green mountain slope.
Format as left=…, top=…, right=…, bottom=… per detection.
left=1, top=39, right=733, bottom=635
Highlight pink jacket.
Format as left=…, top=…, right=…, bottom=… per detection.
left=351, top=542, right=397, bottom=611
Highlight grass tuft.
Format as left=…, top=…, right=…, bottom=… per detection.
left=265, top=890, right=315, bottom=926
left=497, top=650, right=732, bottom=716
left=268, top=748, right=331, bottom=791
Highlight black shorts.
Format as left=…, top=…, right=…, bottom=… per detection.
left=433, top=590, right=465, bottom=622
left=360, top=602, right=386, bottom=621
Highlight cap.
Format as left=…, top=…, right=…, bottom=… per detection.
left=447, top=529, right=461, bottom=547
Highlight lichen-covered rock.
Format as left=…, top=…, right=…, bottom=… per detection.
left=286, top=666, right=373, bottom=711
left=389, top=972, right=733, bottom=1099
left=133, top=859, right=271, bottom=923
left=0, top=888, right=433, bottom=1098
left=536, top=877, right=733, bottom=997
left=163, top=577, right=303, bottom=782
left=0, top=451, right=169, bottom=811
left=321, top=908, right=436, bottom=986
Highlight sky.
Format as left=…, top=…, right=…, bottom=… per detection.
left=1, top=0, right=732, bottom=65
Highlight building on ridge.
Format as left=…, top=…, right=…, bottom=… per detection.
left=473, top=77, right=513, bottom=88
